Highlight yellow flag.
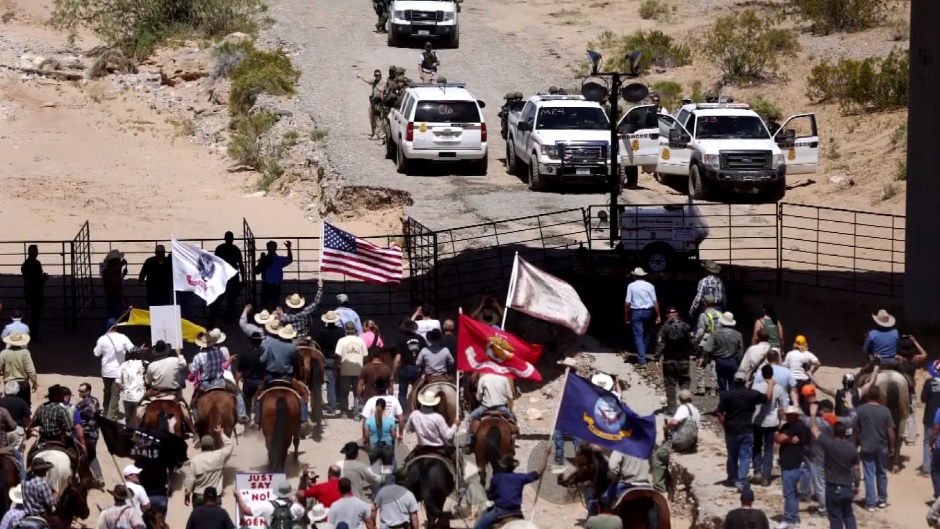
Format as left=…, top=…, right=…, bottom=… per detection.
left=117, top=308, right=206, bottom=344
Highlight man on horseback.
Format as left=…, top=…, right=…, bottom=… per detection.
left=140, top=341, right=196, bottom=435
left=26, top=385, right=87, bottom=481
left=474, top=456, right=541, bottom=529
left=604, top=450, right=652, bottom=508
left=190, top=329, right=248, bottom=425
left=251, top=322, right=312, bottom=431
left=464, top=373, right=517, bottom=454
left=403, top=390, right=460, bottom=464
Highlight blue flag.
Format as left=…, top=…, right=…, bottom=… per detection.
left=555, top=371, right=657, bottom=459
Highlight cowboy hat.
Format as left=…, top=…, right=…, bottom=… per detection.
left=631, top=267, right=647, bottom=277
left=309, top=503, right=328, bottom=522
left=30, top=459, right=53, bottom=472
left=109, top=484, right=131, bottom=501
left=321, top=311, right=341, bottom=324
left=591, top=373, right=615, bottom=392
left=702, top=261, right=721, bottom=274
left=784, top=405, right=802, bottom=415
left=195, top=328, right=226, bottom=347
left=417, top=390, right=441, bottom=407
left=274, top=481, right=294, bottom=499
left=278, top=324, right=298, bottom=340
left=2, top=332, right=30, bottom=347
left=8, top=485, right=22, bottom=505
left=285, top=293, right=306, bottom=309
left=104, top=249, right=124, bottom=261
left=254, top=309, right=273, bottom=325
left=718, top=312, right=736, bottom=327
left=872, top=309, right=896, bottom=328
left=264, top=318, right=283, bottom=335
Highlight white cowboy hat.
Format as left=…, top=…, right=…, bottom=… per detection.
left=278, top=324, right=298, bottom=340
left=631, top=267, right=647, bottom=277
left=2, top=332, right=30, bottom=347
left=285, top=293, right=306, bottom=309
left=718, top=312, right=736, bottom=327
left=417, top=390, right=441, bottom=407
left=591, top=373, right=615, bottom=392
left=254, top=309, right=273, bottom=325
left=872, top=309, right=896, bottom=328
left=321, top=311, right=341, bottom=324
left=195, top=328, right=226, bottom=347
left=784, top=405, right=802, bottom=415
left=8, top=484, right=22, bottom=505
left=309, top=503, right=328, bottom=522
left=264, top=318, right=283, bottom=335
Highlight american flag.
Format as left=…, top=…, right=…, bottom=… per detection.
left=321, top=222, right=404, bottom=283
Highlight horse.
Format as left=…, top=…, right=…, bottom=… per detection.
left=21, top=475, right=92, bottom=529
left=407, top=380, right=458, bottom=425
left=259, top=385, right=302, bottom=472
left=143, top=509, right=170, bottom=529
left=297, top=345, right=326, bottom=423
left=194, top=388, right=238, bottom=448
left=472, top=415, right=515, bottom=487
left=558, top=443, right=610, bottom=517
left=402, top=452, right=457, bottom=529
left=855, top=368, right=911, bottom=472
left=138, top=400, right=186, bottom=436
left=0, top=452, right=18, bottom=516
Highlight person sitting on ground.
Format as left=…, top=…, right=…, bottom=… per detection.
left=474, top=456, right=542, bottom=529
left=190, top=329, right=248, bottom=425
left=665, top=389, right=700, bottom=453
left=252, top=322, right=311, bottom=430
left=464, top=372, right=516, bottom=452
left=721, top=487, right=769, bottom=529
left=405, top=390, right=460, bottom=462
left=140, top=341, right=195, bottom=434
left=415, top=328, right=454, bottom=382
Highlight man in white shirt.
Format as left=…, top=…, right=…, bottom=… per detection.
left=411, top=303, right=441, bottom=339
left=93, top=325, right=135, bottom=421
left=737, top=329, right=771, bottom=383
left=336, top=321, right=368, bottom=418
left=783, top=335, right=820, bottom=387
left=234, top=481, right=306, bottom=526
left=750, top=364, right=787, bottom=486
left=138, top=341, right=195, bottom=434
left=117, top=349, right=146, bottom=424
left=624, top=267, right=661, bottom=367
left=122, top=464, right=151, bottom=516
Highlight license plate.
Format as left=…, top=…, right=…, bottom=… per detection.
left=418, top=30, right=430, bottom=35
left=576, top=168, right=591, bottom=176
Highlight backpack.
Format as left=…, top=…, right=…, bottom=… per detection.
left=269, top=500, right=294, bottom=529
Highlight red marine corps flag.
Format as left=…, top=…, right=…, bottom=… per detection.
left=456, top=314, right=543, bottom=382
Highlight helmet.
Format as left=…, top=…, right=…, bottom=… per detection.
left=842, top=373, right=855, bottom=389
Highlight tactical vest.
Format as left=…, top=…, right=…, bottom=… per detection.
left=421, top=51, right=437, bottom=70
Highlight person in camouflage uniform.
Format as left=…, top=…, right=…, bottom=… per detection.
left=655, top=306, right=693, bottom=415
left=357, top=69, right=385, bottom=138
left=373, top=0, right=389, bottom=32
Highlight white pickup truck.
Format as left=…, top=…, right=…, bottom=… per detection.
left=387, top=0, right=460, bottom=48
left=504, top=94, right=618, bottom=192
left=622, top=102, right=818, bottom=201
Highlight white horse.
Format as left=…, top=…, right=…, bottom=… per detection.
left=33, top=450, right=72, bottom=494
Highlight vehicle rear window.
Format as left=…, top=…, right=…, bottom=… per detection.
left=414, top=101, right=481, bottom=123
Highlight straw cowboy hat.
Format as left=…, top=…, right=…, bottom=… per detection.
left=718, top=312, right=736, bottom=327
left=631, top=267, right=647, bottom=277
left=702, top=261, right=721, bottom=274
left=195, top=328, right=226, bottom=348
left=321, top=311, right=341, bottom=324
left=591, top=373, right=615, bottom=392
left=872, top=309, right=896, bottom=328
left=104, top=249, right=124, bottom=262
left=285, top=293, right=306, bottom=309
left=264, top=318, right=283, bottom=335
left=309, top=503, right=328, bottom=522
left=8, top=485, right=22, bottom=505
left=254, top=309, right=274, bottom=325
left=417, top=390, right=441, bottom=407
left=278, top=324, right=298, bottom=340
left=2, top=332, right=30, bottom=347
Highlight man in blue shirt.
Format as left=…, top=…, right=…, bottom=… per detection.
left=256, top=240, right=293, bottom=311
left=474, top=456, right=542, bottom=529
left=335, top=294, right=363, bottom=336
left=752, top=349, right=799, bottom=407
left=623, top=268, right=661, bottom=367
left=865, top=309, right=899, bottom=365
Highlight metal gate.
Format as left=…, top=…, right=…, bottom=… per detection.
left=242, top=218, right=257, bottom=305
left=68, top=221, right=93, bottom=331
left=402, top=216, right=438, bottom=309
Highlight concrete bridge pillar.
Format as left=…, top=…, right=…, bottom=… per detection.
left=905, top=1, right=940, bottom=332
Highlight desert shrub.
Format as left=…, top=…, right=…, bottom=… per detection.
left=888, top=18, right=909, bottom=41
left=788, top=0, right=887, bottom=35
left=210, top=39, right=254, bottom=82
left=50, top=0, right=263, bottom=59
left=227, top=110, right=278, bottom=168
left=700, top=10, right=800, bottom=84
left=748, top=95, right=783, bottom=122
left=228, top=47, right=301, bottom=116
left=588, top=29, right=692, bottom=73
left=652, top=80, right=682, bottom=110
left=689, top=80, right=705, bottom=103
left=638, top=0, right=673, bottom=21
left=805, top=50, right=908, bottom=114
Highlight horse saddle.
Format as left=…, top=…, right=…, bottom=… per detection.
left=471, top=409, right=519, bottom=435
left=13, top=516, right=47, bottom=529
left=257, top=380, right=303, bottom=402
left=404, top=445, right=456, bottom=468
left=492, top=512, right=525, bottom=526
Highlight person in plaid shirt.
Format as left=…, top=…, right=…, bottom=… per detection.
left=689, top=261, right=726, bottom=320
left=76, top=382, right=104, bottom=484
left=276, top=278, right=325, bottom=339
left=191, top=330, right=248, bottom=424
left=22, top=459, right=56, bottom=517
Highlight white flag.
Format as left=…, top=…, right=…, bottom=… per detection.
left=171, top=239, right=237, bottom=305
left=507, top=255, right=591, bottom=335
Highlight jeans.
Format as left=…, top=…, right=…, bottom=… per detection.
left=397, top=365, right=420, bottom=410
left=584, top=486, right=597, bottom=517
left=799, top=460, right=814, bottom=501
left=123, top=401, right=137, bottom=423
left=781, top=467, right=802, bottom=524
left=603, top=481, right=631, bottom=508
left=369, top=442, right=397, bottom=494
left=662, top=359, right=690, bottom=415
left=338, top=375, right=358, bottom=414
left=552, top=429, right=581, bottom=464
left=630, top=308, right=653, bottom=364
left=932, top=447, right=940, bottom=498
left=149, top=495, right=168, bottom=516
left=86, top=437, right=102, bottom=480
left=826, top=483, right=857, bottom=529
left=102, top=377, right=120, bottom=420
left=925, top=433, right=934, bottom=474
left=810, top=459, right=826, bottom=512
left=751, top=426, right=776, bottom=481
left=860, top=448, right=889, bottom=507
left=473, top=506, right=520, bottom=529
left=253, top=376, right=309, bottom=425
left=725, top=432, right=753, bottom=491
left=466, top=405, right=514, bottom=435
left=714, top=357, right=739, bottom=394
left=325, top=358, right=337, bottom=412
left=12, top=448, right=25, bottom=483
left=242, top=378, right=262, bottom=421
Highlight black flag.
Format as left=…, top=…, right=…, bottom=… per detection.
left=96, top=414, right=188, bottom=468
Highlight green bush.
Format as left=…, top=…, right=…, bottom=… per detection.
left=588, top=29, right=692, bottom=73
left=50, top=0, right=263, bottom=59
left=748, top=95, right=783, bottom=122
left=227, top=110, right=278, bottom=168
left=229, top=47, right=301, bottom=116
left=700, top=10, right=800, bottom=84
left=210, top=39, right=255, bottom=82
left=689, top=80, right=705, bottom=103
left=638, top=0, right=673, bottom=21
left=805, top=50, right=908, bottom=114
left=788, top=0, right=887, bottom=35
left=652, top=80, right=682, bottom=110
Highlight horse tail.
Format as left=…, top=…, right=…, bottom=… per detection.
left=485, top=422, right=502, bottom=474
left=269, top=397, right=289, bottom=472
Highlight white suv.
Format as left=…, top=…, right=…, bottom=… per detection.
left=387, top=0, right=460, bottom=48
left=385, top=83, right=488, bottom=175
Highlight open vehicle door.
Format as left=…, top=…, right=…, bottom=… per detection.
left=775, top=113, right=819, bottom=175
left=617, top=105, right=676, bottom=167
left=656, top=119, right=693, bottom=176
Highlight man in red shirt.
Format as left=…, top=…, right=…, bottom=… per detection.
left=298, top=465, right=342, bottom=507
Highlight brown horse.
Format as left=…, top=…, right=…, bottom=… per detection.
left=259, top=384, right=302, bottom=472
left=138, top=399, right=186, bottom=436
left=472, top=415, right=515, bottom=487
left=297, top=345, right=326, bottom=423
left=0, top=453, right=18, bottom=516
left=194, top=389, right=238, bottom=448
left=407, top=380, right=458, bottom=425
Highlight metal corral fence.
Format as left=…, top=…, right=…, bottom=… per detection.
left=0, top=203, right=907, bottom=331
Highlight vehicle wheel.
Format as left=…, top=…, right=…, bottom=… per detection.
left=385, top=130, right=395, bottom=160
left=624, top=166, right=639, bottom=188
left=396, top=141, right=410, bottom=174
left=527, top=154, right=546, bottom=191
left=770, top=179, right=786, bottom=202
left=641, top=243, right=676, bottom=274
left=506, top=139, right=519, bottom=175
left=689, top=164, right=707, bottom=201
left=449, top=28, right=459, bottom=49
left=387, top=30, right=397, bottom=47
left=475, top=154, right=488, bottom=176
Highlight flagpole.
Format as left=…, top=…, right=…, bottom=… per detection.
left=500, top=252, right=520, bottom=330
left=529, top=365, right=570, bottom=524
left=319, top=221, right=326, bottom=277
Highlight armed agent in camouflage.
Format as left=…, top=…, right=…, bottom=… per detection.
left=373, top=0, right=389, bottom=32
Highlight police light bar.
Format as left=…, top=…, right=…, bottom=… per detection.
left=534, top=95, right=586, bottom=101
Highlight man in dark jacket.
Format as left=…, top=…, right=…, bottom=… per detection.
left=655, top=307, right=692, bottom=415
